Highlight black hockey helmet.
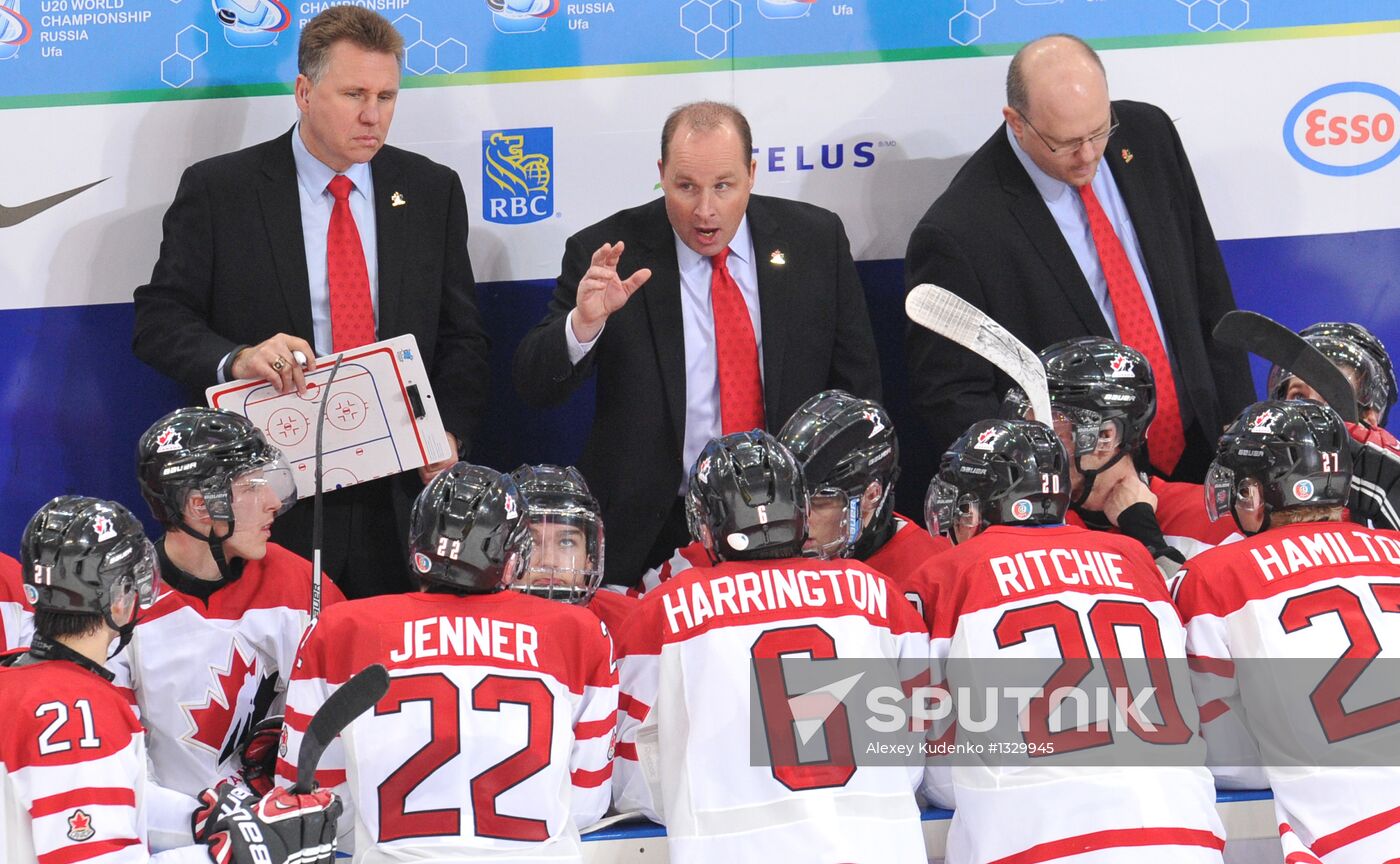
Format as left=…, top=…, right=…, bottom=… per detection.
left=506, top=464, right=604, bottom=604
left=21, top=496, right=158, bottom=646
left=1004, top=337, right=1155, bottom=503
left=686, top=430, right=808, bottom=562
left=926, top=419, right=1069, bottom=543
left=409, top=462, right=531, bottom=593
left=1268, top=322, right=1397, bottom=425
left=1206, top=399, right=1351, bottom=535
left=777, top=389, right=898, bottom=557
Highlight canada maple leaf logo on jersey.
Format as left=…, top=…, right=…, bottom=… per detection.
left=182, top=641, right=276, bottom=766
left=1109, top=353, right=1134, bottom=377
left=66, top=809, right=95, bottom=842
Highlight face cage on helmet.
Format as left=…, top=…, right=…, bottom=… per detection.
left=507, top=506, right=604, bottom=604
left=805, top=488, right=862, bottom=560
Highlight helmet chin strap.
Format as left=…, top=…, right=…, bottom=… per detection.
left=173, top=515, right=237, bottom=582
left=1071, top=449, right=1128, bottom=508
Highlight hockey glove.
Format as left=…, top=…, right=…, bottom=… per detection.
left=239, top=715, right=284, bottom=796
left=199, top=784, right=341, bottom=864
left=1345, top=421, right=1400, bottom=530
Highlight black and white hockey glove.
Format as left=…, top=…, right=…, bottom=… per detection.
left=195, top=783, right=340, bottom=864
left=1346, top=422, right=1400, bottom=530
left=239, top=715, right=284, bottom=796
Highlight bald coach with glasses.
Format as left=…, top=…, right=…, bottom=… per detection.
left=904, top=33, right=1253, bottom=483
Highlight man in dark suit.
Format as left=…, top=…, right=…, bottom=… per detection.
left=132, top=6, right=489, bottom=598
left=905, top=34, right=1253, bottom=484
left=513, top=102, right=881, bottom=588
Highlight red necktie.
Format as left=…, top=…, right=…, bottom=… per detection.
left=1078, top=183, right=1185, bottom=475
left=326, top=175, right=375, bottom=353
left=710, top=248, right=766, bottom=434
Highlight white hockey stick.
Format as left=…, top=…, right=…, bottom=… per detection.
left=905, top=283, right=1053, bottom=427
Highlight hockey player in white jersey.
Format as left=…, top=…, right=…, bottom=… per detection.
left=111, top=407, right=346, bottom=799
left=1266, top=321, right=1400, bottom=530
left=0, top=496, right=340, bottom=864
left=508, top=463, right=637, bottom=633
left=278, top=463, right=618, bottom=862
left=914, top=419, right=1225, bottom=863
left=1005, top=337, right=1241, bottom=563
left=613, top=430, right=930, bottom=863
left=1177, top=399, right=1400, bottom=862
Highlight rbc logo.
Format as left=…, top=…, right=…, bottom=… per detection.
left=483, top=127, right=554, bottom=225
left=1284, top=82, right=1400, bottom=177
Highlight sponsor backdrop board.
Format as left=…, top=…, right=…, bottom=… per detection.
left=1, top=3, right=1399, bottom=548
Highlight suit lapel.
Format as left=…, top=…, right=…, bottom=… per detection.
left=258, top=130, right=314, bottom=340
left=637, top=200, right=688, bottom=454
left=748, top=196, right=789, bottom=424
left=994, top=128, right=1111, bottom=337
left=371, top=151, right=407, bottom=342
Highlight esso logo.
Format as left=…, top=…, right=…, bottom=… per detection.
left=1284, top=82, right=1400, bottom=176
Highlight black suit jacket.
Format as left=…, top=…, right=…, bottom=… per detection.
left=513, top=194, right=882, bottom=583
left=132, top=128, right=490, bottom=453
left=904, top=100, right=1255, bottom=480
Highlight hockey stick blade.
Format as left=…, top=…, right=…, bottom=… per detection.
left=906, top=283, right=1053, bottom=427
left=292, top=663, right=390, bottom=794
left=1213, top=310, right=1358, bottom=423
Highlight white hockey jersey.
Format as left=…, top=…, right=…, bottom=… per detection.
left=108, top=542, right=343, bottom=796
left=910, top=524, right=1225, bottom=864
left=0, top=657, right=209, bottom=863
left=1, top=552, right=34, bottom=652
left=613, top=556, right=929, bottom=864
left=1174, top=520, right=1400, bottom=863
left=278, top=590, right=617, bottom=863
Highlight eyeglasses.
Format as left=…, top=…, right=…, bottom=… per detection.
left=1019, top=108, right=1119, bottom=155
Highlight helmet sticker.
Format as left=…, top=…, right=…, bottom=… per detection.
left=92, top=514, right=116, bottom=541
left=861, top=408, right=886, bottom=438
left=503, top=493, right=518, bottom=519
left=1250, top=410, right=1279, bottom=434
left=154, top=426, right=183, bottom=453
left=1108, top=354, right=1135, bottom=378
left=1294, top=479, right=1315, bottom=502
left=727, top=532, right=750, bottom=551
left=974, top=426, right=1000, bottom=451
left=413, top=552, right=433, bottom=573
left=23, top=583, right=38, bottom=605
left=697, top=457, right=711, bottom=484
left=1011, top=499, right=1034, bottom=521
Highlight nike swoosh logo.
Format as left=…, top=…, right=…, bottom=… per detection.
left=0, top=178, right=107, bottom=228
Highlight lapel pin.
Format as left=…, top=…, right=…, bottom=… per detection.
left=770, top=249, right=786, bottom=266
left=390, top=191, right=406, bottom=207
left=1120, top=148, right=1134, bottom=164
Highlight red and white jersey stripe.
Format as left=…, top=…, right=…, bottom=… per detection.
left=0, top=659, right=209, bottom=864
left=1, top=552, right=34, bottom=652
left=278, top=591, right=617, bottom=863
left=1175, top=521, right=1400, bottom=863
left=613, top=556, right=929, bottom=864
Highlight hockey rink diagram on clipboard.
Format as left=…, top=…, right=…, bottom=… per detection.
left=206, top=336, right=451, bottom=498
